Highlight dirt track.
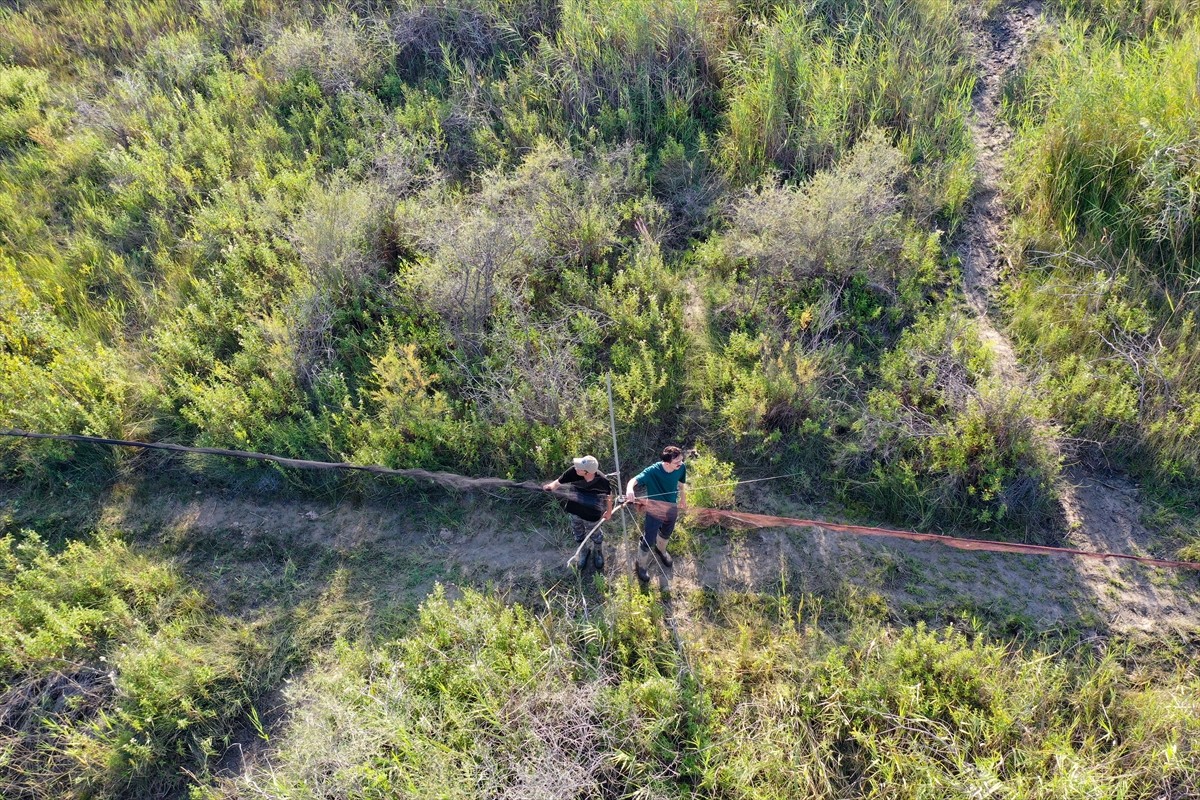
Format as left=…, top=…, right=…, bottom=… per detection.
left=949, top=0, right=1200, bottom=637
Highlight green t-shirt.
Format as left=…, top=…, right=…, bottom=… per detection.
left=635, top=461, right=688, bottom=504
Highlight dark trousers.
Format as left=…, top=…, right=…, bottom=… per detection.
left=641, top=506, right=678, bottom=549
left=571, top=515, right=603, bottom=545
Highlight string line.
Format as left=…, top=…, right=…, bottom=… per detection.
left=6, top=429, right=1199, bottom=571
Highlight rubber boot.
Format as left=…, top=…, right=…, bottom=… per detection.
left=592, top=544, right=605, bottom=572
left=653, top=536, right=673, bottom=568
left=635, top=544, right=651, bottom=583
left=575, top=544, right=591, bottom=572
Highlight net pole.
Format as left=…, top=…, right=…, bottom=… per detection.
left=606, top=373, right=623, bottom=498
left=606, top=372, right=631, bottom=549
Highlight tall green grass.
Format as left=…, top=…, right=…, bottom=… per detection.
left=1045, top=0, right=1198, bottom=38
left=213, top=586, right=1200, bottom=799
left=534, top=0, right=724, bottom=149
left=1008, top=20, right=1200, bottom=271
left=1005, top=19, right=1200, bottom=499
left=719, top=0, right=975, bottom=188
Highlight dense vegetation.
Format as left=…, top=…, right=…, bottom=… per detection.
left=3, top=0, right=1200, bottom=797
left=0, top=0, right=1064, bottom=533
left=4, top=535, right=1198, bottom=798
left=1004, top=11, right=1200, bottom=503
left=0, top=533, right=280, bottom=798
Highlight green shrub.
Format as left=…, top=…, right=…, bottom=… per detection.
left=0, top=260, right=142, bottom=473
left=0, top=532, right=269, bottom=799
left=686, top=449, right=738, bottom=509
left=850, top=310, right=1061, bottom=531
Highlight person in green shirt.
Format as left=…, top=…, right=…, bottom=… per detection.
left=624, top=445, right=688, bottom=582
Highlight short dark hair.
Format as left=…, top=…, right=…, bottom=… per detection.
left=661, top=445, right=683, bottom=463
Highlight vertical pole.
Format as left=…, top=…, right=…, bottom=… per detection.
left=606, top=373, right=631, bottom=545
left=606, top=372, right=623, bottom=496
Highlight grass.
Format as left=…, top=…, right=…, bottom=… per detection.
left=189, top=583, right=1200, bottom=800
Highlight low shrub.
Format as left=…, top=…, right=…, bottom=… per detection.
left=0, top=532, right=271, bottom=799
left=0, top=260, right=142, bottom=475
left=216, top=588, right=1200, bottom=800
left=850, top=310, right=1061, bottom=531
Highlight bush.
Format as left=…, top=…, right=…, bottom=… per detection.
left=285, top=175, right=389, bottom=381
left=345, top=340, right=478, bottom=470
left=0, top=532, right=269, bottom=799
left=0, top=260, right=142, bottom=473
left=685, top=449, right=738, bottom=510
left=140, top=29, right=226, bottom=91
left=388, top=0, right=556, bottom=80
left=723, top=128, right=908, bottom=299
left=266, top=13, right=385, bottom=95
left=850, top=310, right=1061, bottom=531
left=224, top=584, right=683, bottom=799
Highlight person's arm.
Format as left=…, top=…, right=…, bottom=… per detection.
left=544, top=469, right=570, bottom=492
left=677, top=481, right=687, bottom=512
left=603, top=493, right=613, bottom=520
left=625, top=476, right=639, bottom=503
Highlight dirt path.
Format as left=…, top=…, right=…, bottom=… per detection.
left=950, top=0, right=1200, bottom=637
left=957, top=0, right=1042, bottom=380
left=99, top=477, right=1199, bottom=650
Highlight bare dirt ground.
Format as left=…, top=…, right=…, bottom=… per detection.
left=96, top=470, right=1198, bottom=652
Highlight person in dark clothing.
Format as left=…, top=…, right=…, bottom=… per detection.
left=625, top=445, right=688, bottom=582
left=544, top=455, right=613, bottom=571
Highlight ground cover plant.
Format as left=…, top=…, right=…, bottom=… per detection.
left=0, top=0, right=1056, bottom=534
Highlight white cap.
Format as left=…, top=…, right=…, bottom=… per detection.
left=572, top=455, right=600, bottom=472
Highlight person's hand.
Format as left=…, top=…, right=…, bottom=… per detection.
left=625, top=490, right=635, bottom=504
left=602, top=510, right=612, bottom=521
left=543, top=481, right=556, bottom=491
left=679, top=500, right=687, bottom=513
